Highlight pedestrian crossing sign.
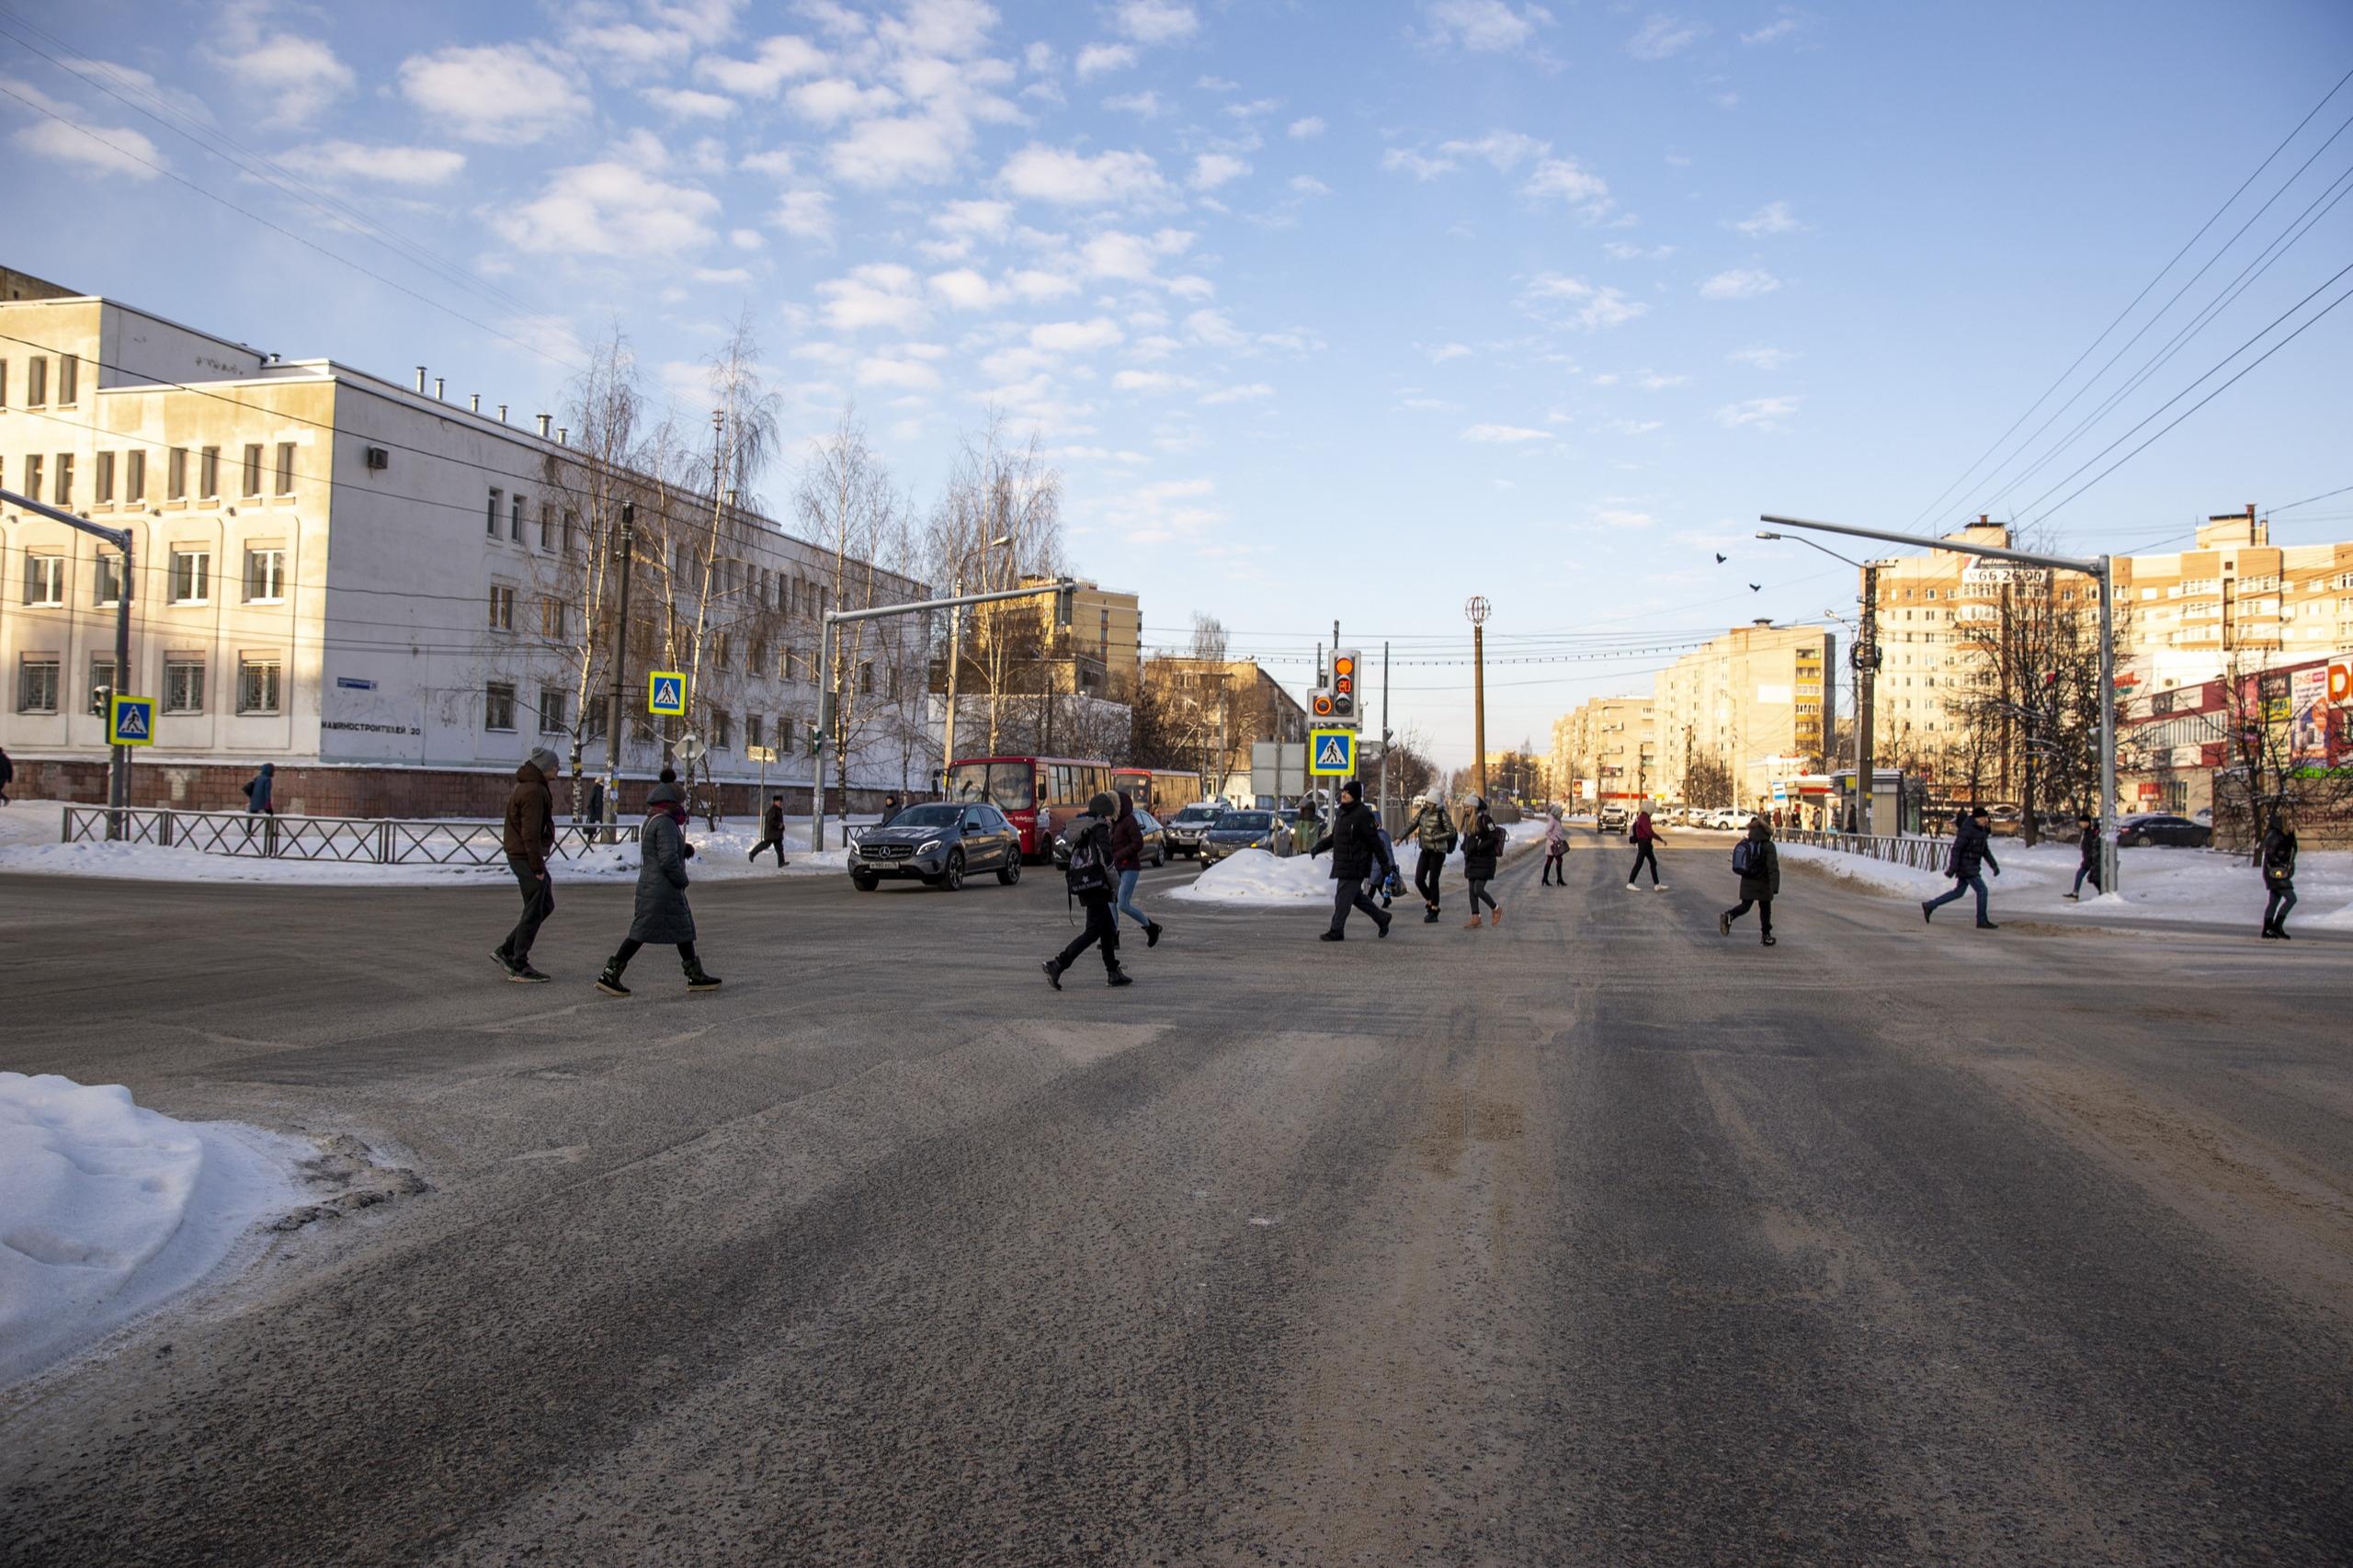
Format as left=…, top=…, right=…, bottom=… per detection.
left=648, top=672, right=687, bottom=716
left=1309, top=728, right=1356, bottom=777
left=108, top=694, right=154, bottom=746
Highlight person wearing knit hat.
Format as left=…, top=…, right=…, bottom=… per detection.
left=494, top=746, right=564, bottom=982
left=597, top=778, right=723, bottom=994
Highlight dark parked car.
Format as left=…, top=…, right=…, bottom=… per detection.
left=2116, top=812, right=2211, bottom=848
left=1051, top=808, right=1166, bottom=869
left=1198, top=809, right=1282, bottom=863
left=1162, top=801, right=1225, bottom=858
left=849, top=801, right=1022, bottom=891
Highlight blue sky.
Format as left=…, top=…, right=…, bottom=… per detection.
left=6, top=0, right=2349, bottom=762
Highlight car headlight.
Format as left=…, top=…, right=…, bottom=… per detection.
left=918, top=839, right=941, bottom=855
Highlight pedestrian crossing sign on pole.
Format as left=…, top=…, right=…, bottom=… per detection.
left=1308, top=728, right=1356, bottom=778
left=107, top=694, right=154, bottom=746
left=647, top=671, right=687, bottom=716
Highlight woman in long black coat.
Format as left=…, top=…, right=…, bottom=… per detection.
left=596, top=782, right=722, bottom=994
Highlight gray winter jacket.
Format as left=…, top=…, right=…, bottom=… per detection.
left=629, top=807, right=697, bottom=944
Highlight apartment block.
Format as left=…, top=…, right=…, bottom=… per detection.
left=1651, top=621, right=1835, bottom=807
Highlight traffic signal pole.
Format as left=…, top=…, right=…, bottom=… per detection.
left=4, top=486, right=135, bottom=836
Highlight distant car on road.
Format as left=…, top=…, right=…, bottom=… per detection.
left=1162, top=801, right=1225, bottom=858
left=1051, top=807, right=1167, bottom=869
left=1597, top=803, right=1631, bottom=834
left=850, top=801, right=1023, bottom=892
left=1199, top=809, right=1282, bottom=862
left=2116, top=812, right=2211, bottom=848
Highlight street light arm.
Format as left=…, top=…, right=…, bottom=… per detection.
left=1755, top=528, right=1867, bottom=571
left=1759, top=513, right=2099, bottom=575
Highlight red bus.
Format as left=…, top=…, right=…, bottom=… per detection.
left=943, top=755, right=1113, bottom=859
left=1111, top=767, right=1204, bottom=814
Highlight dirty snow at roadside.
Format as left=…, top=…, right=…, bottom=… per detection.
left=0, top=1073, right=310, bottom=1387
left=1175, top=819, right=1548, bottom=906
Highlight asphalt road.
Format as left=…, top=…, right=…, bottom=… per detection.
left=3, top=833, right=2350, bottom=1566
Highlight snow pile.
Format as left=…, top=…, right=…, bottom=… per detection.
left=1174, top=819, right=1550, bottom=906
left=0, top=1073, right=308, bottom=1387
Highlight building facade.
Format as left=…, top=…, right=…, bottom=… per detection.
left=1138, top=655, right=1309, bottom=798
left=1651, top=621, right=1835, bottom=808
left=1552, top=694, right=1655, bottom=804
left=1, top=284, right=929, bottom=816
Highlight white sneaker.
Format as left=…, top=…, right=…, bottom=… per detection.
left=1625, top=882, right=1637, bottom=891
left=1653, top=883, right=1668, bottom=892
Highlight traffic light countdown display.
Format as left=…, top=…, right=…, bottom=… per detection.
left=1330, top=649, right=1358, bottom=724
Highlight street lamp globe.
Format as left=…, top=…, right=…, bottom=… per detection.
left=1464, top=595, right=1491, bottom=626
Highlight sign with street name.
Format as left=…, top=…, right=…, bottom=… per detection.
left=108, top=694, right=154, bottom=746
left=648, top=672, right=687, bottom=715
left=1308, top=728, right=1356, bottom=777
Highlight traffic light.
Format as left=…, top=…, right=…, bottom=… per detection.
left=1310, top=688, right=1335, bottom=719
left=88, top=683, right=112, bottom=718
left=1331, top=649, right=1359, bottom=722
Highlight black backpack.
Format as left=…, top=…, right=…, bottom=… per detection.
left=1064, top=820, right=1111, bottom=896
left=1731, top=837, right=1767, bottom=877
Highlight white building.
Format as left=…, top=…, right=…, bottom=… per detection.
left=0, top=277, right=931, bottom=815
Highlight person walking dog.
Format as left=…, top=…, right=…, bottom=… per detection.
left=1540, top=805, right=1568, bottom=886
left=494, top=747, right=561, bottom=983
left=1923, top=804, right=2001, bottom=928
left=1398, top=792, right=1457, bottom=923
left=1108, top=789, right=1165, bottom=948
left=1314, top=779, right=1392, bottom=942
left=1045, top=791, right=1131, bottom=988
left=595, top=778, right=722, bottom=994
left=1719, top=816, right=1780, bottom=946
left=1626, top=805, right=1664, bottom=891
left=1461, top=796, right=1504, bottom=928
left=748, top=794, right=790, bottom=867
left=2261, top=809, right=2299, bottom=940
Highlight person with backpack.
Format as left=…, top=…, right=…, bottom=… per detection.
left=242, top=762, right=275, bottom=815
left=1045, top=790, right=1131, bottom=988
left=1313, top=778, right=1392, bottom=941
left=1922, top=804, right=2001, bottom=928
left=2062, top=812, right=2102, bottom=900
left=1539, top=805, right=1569, bottom=887
left=1626, top=805, right=1664, bottom=891
left=595, top=778, right=722, bottom=994
left=1397, top=792, right=1457, bottom=923
left=1461, top=796, right=1504, bottom=928
left=747, top=794, right=791, bottom=867
left=1108, top=789, right=1165, bottom=948
left=2260, top=809, right=2299, bottom=940
left=1719, top=816, right=1780, bottom=946
left=1368, top=818, right=1400, bottom=910
left=494, top=747, right=561, bottom=983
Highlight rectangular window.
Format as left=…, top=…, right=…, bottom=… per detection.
left=244, top=547, right=286, bottom=603
left=746, top=713, right=765, bottom=751
left=94, top=550, right=122, bottom=606
left=276, top=441, right=296, bottom=495
left=57, top=354, right=77, bottom=405
left=18, top=655, right=59, bottom=713
left=562, top=509, right=577, bottom=553
left=25, top=554, right=64, bottom=607
left=487, top=488, right=502, bottom=536
left=0, top=358, right=8, bottom=405
left=24, top=453, right=42, bottom=503
left=165, top=656, right=205, bottom=714
left=538, top=503, right=552, bottom=551
left=538, top=596, right=564, bottom=638
left=199, top=446, right=220, bottom=499
left=170, top=550, right=210, bottom=604
left=242, top=443, right=264, bottom=497
left=584, top=695, right=609, bottom=742
left=710, top=708, right=731, bottom=749
left=510, top=493, right=524, bottom=541
left=483, top=682, right=516, bottom=732
left=26, top=356, right=46, bottom=406
left=53, top=453, right=73, bottom=507
left=168, top=447, right=188, bottom=501
left=489, top=584, right=516, bottom=631
left=538, top=687, right=569, bottom=734
left=95, top=450, right=115, bottom=505
left=126, top=449, right=145, bottom=503
left=237, top=656, right=283, bottom=715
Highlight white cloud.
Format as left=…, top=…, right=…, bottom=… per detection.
left=1596, top=508, right=1654, bottom=527
left=691, top=266, right=754, bottom=285
left=1185, top=308, right=1246, bottom=347
left=1429, top=343, right=1474, bottom=362
left=1030, top=317, right=1125, bottom=352
left=927, top=267, right=1004, bottom=309
left=8, top=104, right=164, bottom=179
left=879, top=0, right=1000, bottom=59
left=1101, top=476, right=1223, bottom=543
left=932, top=198, right=1013, bottom=241
left=826, top=114, right=963, bottom=186
left=1102, top=90, right=1164, bottom=117
left=225, top=34, right=353, bottom=129
left=1080, top=228, right=1191, bottom=282
left=494, top=162, right=721, bottom=259
left=787, top=77, right=901, bottom=123
left=1699, top=267, right=1782, bottom=300
left=1223, top=97, right=1280, bottom=120
left=1440, top=129, right=1547, bottom=170
left=1725, top=345, right=1796, bottom=369
left=1196, top=74, right=1239, bottom=91
left=1025, top=40, right=1059, bottom=73
left=1603, top=241, right=1676, bottom=260
left=1130, top=333, right=1182, bottom=360
left=858, top=355, right=943, bottom=390
left=1075, top=42, right=1137, bottom=77
left=398, top=44, right=585, bottom=144
left=1289, top=174, right=1331, bottom=197
left=643, top=86, right=737, bottom=119
left=1635, top=371, right=1689, bottom=390
left=1381, top=147, right=1457, bottom=180
left=731, top=227, right=766, bottom=250
left=1114, top=1, right=1199, bottom=44
left=1199, top=382, right=1273, bottom=403
left=772, top=188, right=835, bottom=241
left=1166, top=274, right=1214, bottom=300
left=1188, top=153, right=1250, bottom=190
left=1418, top=1, right=1555, bottom=55
left=998, top=142, right=1168, bottom=204
left=740, top=147, right=795, bottom=177
left=1715, top=395, right=1799, bottom=429
left=1742, top=12, right=1806, bottom=45
left=1524, top=156, right=1607, bottom=205
left=1461, top=423, right=1551, bottom=442
left=1522, top=274, right=1647, bottom=329
left=1009, top=268, right=1081, bottom=301
left=818, top=262, right=926, bottom=330
left=1602, top=418, right=1664, bottom=436
left=279, top=140, right=465, bottom=185
left=1288, top=116, right=1326, bottom=139
left=1626, top=15, right=1708, bottom=59
left=695, top=34, right=827, bottom=95
left=568, top=22, right=694, bottom=67
left=1731, top=199, right=1805, bottom=235
left=1112, top=369, right=1182, bottom=392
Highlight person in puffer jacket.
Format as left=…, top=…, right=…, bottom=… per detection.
left=1461, top=796, right=1504, bottom=928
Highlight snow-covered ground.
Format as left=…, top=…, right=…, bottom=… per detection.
left=1174, top=819, right=1550, bottom=907
left=1779, top=837, right=2353, bottom=930
left=0, top=800, right=868, bottom=887
left=0, top=1073, right=310, bottom=1388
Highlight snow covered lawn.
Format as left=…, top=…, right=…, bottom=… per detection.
left=0, top=800, right=865, bottom=887
left=1173, top=819, right=1549, bottom=907
left=0, top=1074, right=310, bottom=1387
left=1778, top=838, right=2353, bottom=930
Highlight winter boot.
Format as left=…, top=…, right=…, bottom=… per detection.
left=1719, top=912, right=1732, bottom=936
left=1920, top=901, right=1935, bottom=925
left=684, top=957, right=723, bottom=991
left=1106, top=964, right=1133, bottom=987
left=1423, top=907, right=1439, bottom=924
left=1761, top=934, right=1777, bottom=947
left=1464, top=914, right=1483, bottom=928
left=1490, top=905, right=1504, bottom=926
left=595, top=960, right=632, bottom=997
left=1145, top=921, right=1164, bottom=948
left=1043, top=959, right=1065, bottom=990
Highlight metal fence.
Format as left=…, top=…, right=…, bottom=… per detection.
left=61, top=806, right=640, bottom=866
left=1779, top=828, right=1950, bottom=872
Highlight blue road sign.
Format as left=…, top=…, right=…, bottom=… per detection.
left=1309, top=728, right=1356, bottom=777
left=648, top=672, right=687, bottom=716
left=108, top=694, right=154, bottom=746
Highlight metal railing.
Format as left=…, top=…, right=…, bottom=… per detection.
left=1779, top=828, right=1950, bottom=872
left=60, top=806, right=640, bottom=865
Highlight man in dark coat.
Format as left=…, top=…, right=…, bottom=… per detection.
left=596, top=780, right=722, bottom=994
left=1923, top=804, right=2001, bottom=928
left=1720, top=816, right=1781, bottom=946
left=2260, top=809, right=2299, bottom=940
left=494, top=747, right=560, bottom=982
left=877, top=792, right=904, bottom=827
left=1045, top=791, right=1130, bottom=989
left=748, top=794, right=790, bottom=867
left=1313, top=779, right=1392, bottom=942
left=2063, top=812, right=2102, bottom=900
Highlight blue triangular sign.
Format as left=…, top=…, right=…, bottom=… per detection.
left=1316, top=734, right=1349, bottom=768
left=654, top=678, right=680, bottom=708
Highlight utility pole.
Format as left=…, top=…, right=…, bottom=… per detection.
left=1466, top=596, right=1491, bottom=799
left=603, top=502, right=636, bottom=836
left=1379, top=640, right=1392, bottom=827
left=3, top=488, right=133, bottom=834
left=1856, top=562, right=1879, bottom=835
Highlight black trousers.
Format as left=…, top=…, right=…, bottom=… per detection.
left=749, top=834, right=786, bottom=865
left=1725, top=895, right=1773, bottom=936
left=1541, top=848, right=1566, bottom=885
left=1629, top=842, right=1660, bottom=883
left=2265, top=883, right=2297, bottom=931
left=1329, top=878, right=1386, bottom=935
left=612, top=937, right=698, bottom=972
left=1415, top=847, right=1446, bottom=910
left=1056, top=897, right=1121, bottom=971
left=502, top=855, right=554, bottom=961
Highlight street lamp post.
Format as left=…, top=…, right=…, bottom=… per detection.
left=1756, top=530, right=1881, bottom=835
left=602, top=502, right=636, bottom=839
left=1466, top=596, right=1491, bottom=799
left=940, top=531, right=1014, bottom=789
left=4, top=487, right=135, bottom=835
left=1760, top=513, right=2119, bottom=892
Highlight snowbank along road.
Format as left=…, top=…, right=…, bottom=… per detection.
left=2, top=830, right=2349, bottom=1565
